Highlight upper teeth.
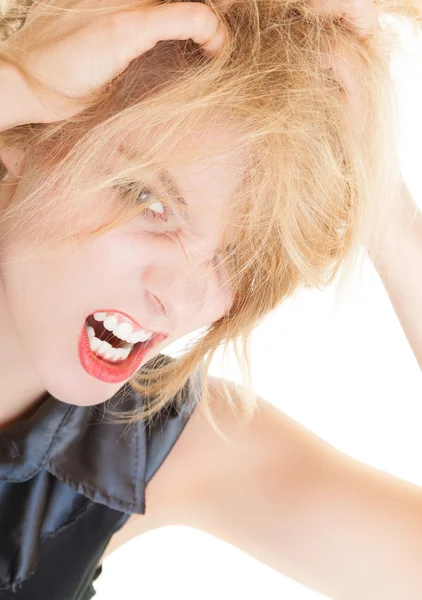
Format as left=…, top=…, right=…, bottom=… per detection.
left=93, top=311, right=153, bottom=344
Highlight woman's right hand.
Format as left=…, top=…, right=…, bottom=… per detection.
left=1, top=1, right=226, bottom=126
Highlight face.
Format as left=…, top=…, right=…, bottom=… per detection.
left=0, top=125, right=243, bottom=407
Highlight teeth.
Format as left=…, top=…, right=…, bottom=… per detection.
left=85, top=323, right=134, bottom=362
left=92, top=311, right=154, bottom=344
left=113, top=321, right=133, bottom=342
left=98, top=340, right=112, bottom=354
left=90, top=336, right=102, bottom=352
left=93, top=312, right=107, bottom=321
left=127, top=329, right=153, bottom=343
left=103, top=316, right=118, bottom=331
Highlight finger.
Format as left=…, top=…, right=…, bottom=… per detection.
left=113, top=2, right=227, bottom=64
left=307, top=0, right=379, bottom=34
left=320, top=47, right=367, bottom=138
left=339, top=0, right=379, bottom=34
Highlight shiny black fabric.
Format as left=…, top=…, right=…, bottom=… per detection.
left=0, top=367, right=201, bottom=598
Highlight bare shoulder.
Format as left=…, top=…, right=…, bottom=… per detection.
left=139, top=376, right=313, bottom=525
left=100, top=376, right=300, bottom=559
left=136, top=375, right=320, bottom=524
left=97, top=377, right=263, bottom=557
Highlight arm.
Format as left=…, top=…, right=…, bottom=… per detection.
left=369, top=182, right=422, bottom=369
left=143, top=377, right=422, bottom=600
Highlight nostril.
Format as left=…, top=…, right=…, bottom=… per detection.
left=145, top=290, right=166, bottom=316
left=154, top=295, right=166, bottom=316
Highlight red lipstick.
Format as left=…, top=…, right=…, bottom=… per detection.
left=78, top=320, right=168, bottom=384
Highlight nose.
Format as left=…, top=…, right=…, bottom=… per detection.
left=142, top=260, right=211, bottom=324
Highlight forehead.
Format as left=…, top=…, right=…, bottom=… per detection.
left=121, top=122, right=246, bottom=220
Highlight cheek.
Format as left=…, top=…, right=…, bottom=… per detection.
left=0, top=220, right=142, bottom=394
left=0, top=239, right=86, bottom=358
left=202, top=280, right=233, bottom=325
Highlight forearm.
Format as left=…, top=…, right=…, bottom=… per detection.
left=369, top=183, right=422, bottom=369
left=0, top=63, right=34, bottom=132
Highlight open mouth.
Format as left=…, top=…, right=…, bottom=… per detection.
left=85, top=314, right=149, bottom=364
left=79, top=312, right=169, bottom=384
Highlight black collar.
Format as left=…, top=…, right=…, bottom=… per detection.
left=0, top=380, right=197, bottom=514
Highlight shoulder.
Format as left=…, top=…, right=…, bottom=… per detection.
left=102, top=375, right=315, bottom=552
left=141, top=376, right=311, bottom=526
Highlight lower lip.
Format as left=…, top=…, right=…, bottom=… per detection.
left=78, top=323, right=168, bottom=384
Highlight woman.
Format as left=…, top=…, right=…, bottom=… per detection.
left=0, top=0, right=421, bottom=598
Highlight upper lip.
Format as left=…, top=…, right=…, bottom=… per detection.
left=89, top=309, right=169, bottom=337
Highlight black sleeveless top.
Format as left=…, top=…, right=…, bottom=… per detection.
left=0, top=368, right=200, bottom=599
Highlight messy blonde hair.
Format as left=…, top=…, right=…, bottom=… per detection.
left=0, top=0, right=420, bottom=431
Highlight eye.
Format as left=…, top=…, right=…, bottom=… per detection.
left=148, top=201, right=165, bottom=214
left=134, top=188, right=171, bottom=222
left=114, top=182, right=174, bottom=225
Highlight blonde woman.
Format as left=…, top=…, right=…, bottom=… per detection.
left=0, top=0, right=421, bottom=598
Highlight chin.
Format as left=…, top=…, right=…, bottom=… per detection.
left=35, top=351, right=126, bottom=407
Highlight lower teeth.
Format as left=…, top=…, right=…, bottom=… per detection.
left=86, top=325, right=134, bottom=362
left=95, top=345, right=134, bottom=363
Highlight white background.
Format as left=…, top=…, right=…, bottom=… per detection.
left=95, top=19, right=422, bottom=600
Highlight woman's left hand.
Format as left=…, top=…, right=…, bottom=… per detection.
left=314, top=0, right=380, bottom=138
left=219, top=0, right=379, bottom=33
left=307, top=0, right=380, bottom=34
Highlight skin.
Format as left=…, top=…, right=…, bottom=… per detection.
left=0, top=124, right=242, bottom=429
